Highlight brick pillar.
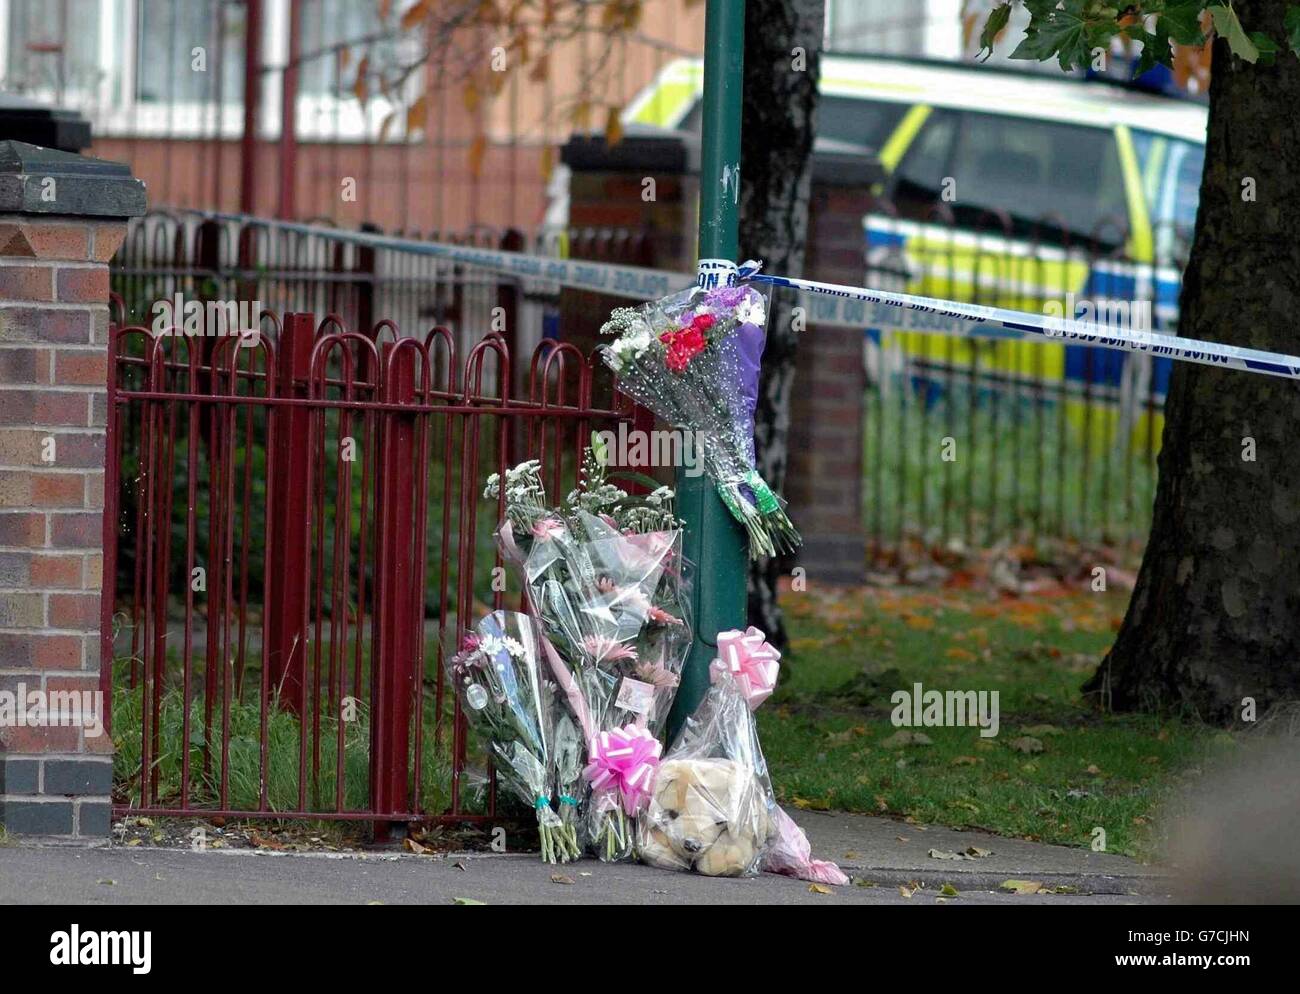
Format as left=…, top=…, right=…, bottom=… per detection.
left=785, top=181, right=871, bottom=584
left=0, top=141, right=145, bottom=842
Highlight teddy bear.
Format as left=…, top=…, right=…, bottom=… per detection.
left=638, top=758, right=772, bottom=877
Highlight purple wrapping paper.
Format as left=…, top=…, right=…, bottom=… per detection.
left=735, top=320, right=765, bottom=466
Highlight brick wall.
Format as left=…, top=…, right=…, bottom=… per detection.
left=0, top=142, right=144, bottom=842
left=0, top=216, right=123, bottom=840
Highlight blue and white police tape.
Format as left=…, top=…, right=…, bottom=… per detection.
left=748, top=272, right=1300, bottom=381
left=173, top=212, right=1300, bottom=379
left=180, top=209, right=679, bottom=301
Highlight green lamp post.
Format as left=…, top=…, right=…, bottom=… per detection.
left=667, top=0, right=749, bottom=740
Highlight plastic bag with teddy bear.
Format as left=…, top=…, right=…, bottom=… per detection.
left=636, top=669, right=777, bottom=877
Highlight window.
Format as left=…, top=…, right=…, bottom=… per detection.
left=893, top=109, right=1130, bottom=247
left=4, top=0, right=102, bottom=95
left=298, top=0, right=385, bottom=97
left=136, top=0, right=245, bottom=103
left=890, top=107, right=958, bottom=216
left=816, top=96, right=908, bottom=151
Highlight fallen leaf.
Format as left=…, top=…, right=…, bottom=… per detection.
left=126, top=838, right=142, bottom=847
left=1009, top=736, right=1044, bottom=754
left=253, top=832, right=287, bottom=851
left=452, top=897, right=486, bottom=905
left=951, top=755, right=981, bottom=766
left=928, top=848, right=964, bottom=860
left=808, top=883, right=833, bottom=895
left=1000, top=879, right=1044, bottom=895
left=403, top=837, right=429, bottom=855
left=551, top=873, right=575, bottom=885
left=881, top=730, right=933, bottom=749
left=898, top=884, right=915, bottom=898
left=940, top=883, right=959, bottom=897
left=965, top=846, right=993, bottom=858
left=97, top=879, right=116, bottom=886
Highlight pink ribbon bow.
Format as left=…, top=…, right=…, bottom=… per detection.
left=710, top=626, right=781, bottom=710
left=583, top=725, right=662, bottom=816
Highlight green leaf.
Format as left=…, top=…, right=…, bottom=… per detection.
left=978, top=3, right=1013, bottom=62
left=1129, top=22, right=1173, bottom=77
left=1285, top=6, right=1300, bottom=56
left=1009, top=7, right=1093, bottom=72
left=607, top=469, right=662, bottom=492
left=1250, top=31, right=1279, bottom=65
left=1161, top=0, right=1208, bottom=47
left=1209, top=4, right=1259, bottom=63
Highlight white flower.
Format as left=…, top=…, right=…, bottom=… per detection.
left=736, top=295, right=766, bottom=326
left=478, top=634, right=525, bottom=660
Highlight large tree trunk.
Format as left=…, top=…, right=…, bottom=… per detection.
left=1086, top=5, right=1300, bottom=723
left=739, top=0, right=823, bottom=649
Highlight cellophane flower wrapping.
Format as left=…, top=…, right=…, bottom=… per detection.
left=600, top=282, right=800, bottom=559
left=449, top=610, right=582, bottom=864
left=490, top=444, right=693, bottom=861
left=637, top=670, right=778, bottom=877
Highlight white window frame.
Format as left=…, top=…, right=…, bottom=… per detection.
left=0, top=0, right=415, bottom=142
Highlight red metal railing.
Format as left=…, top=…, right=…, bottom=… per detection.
left=103, top=307, right=640, bottom=827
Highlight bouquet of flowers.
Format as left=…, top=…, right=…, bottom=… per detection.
left=599, top=281, right=800, bottom=559
left=488, top=440, right=693, bottom=859
left=449, top=610, right=582, bottom=864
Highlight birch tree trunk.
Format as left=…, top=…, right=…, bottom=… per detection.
left=739, top=0, right=824, bottom=649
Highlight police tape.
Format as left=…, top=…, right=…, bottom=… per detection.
left=183, top=211, right=1300, bottom=379
left=184, top=210, right=682, bottom=301
left=751, top=273, right=1300, bottom=381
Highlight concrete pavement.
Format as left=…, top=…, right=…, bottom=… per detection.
left=0, top=810, right=1169, bottom=905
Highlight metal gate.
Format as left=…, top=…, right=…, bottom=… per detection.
left=101, top=307, right=642, bottom=826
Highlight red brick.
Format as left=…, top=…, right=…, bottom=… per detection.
left=0, top=632, right=83, bottom=669
left=0, top=390, right=87, bottom=427
left=53, top=351, right=106, bottom=387
left=0, top=264, right=54, bottom=302
left=48, top=592, right=100, bottom=629
left=0, top=592, right=44, bottom=627
left=89, top=224, right=127, bottom=263
left=0, top=512, right=45, bottom=545
left=0, top=349, right=47, bottom=384
left=84, top=472, right=104, bottom=509
left=0, top=721, right=80, bottom=753
left=29, top=554, right=83, bottom=588
left=31, top=473, right=85, bottom=507
left=0, top=306, right=92, bottom=344
left=17, top=224, right=91, bottom=262
left=49, top=512, right=101, bottom=548
left=25, top=431, right=104, bottom=469
left=56, top=267, right=109, bottom=304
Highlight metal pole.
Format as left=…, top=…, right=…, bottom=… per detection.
left=240, top=0, right=263, bottom=215
left=278, top=0, right=300, bottom=219
left=667, top=0, right=748, bottom=739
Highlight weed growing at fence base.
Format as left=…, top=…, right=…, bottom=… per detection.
left=111, top=658, right=455, bottom=818
left=763, top=584, right=1218, bottom=859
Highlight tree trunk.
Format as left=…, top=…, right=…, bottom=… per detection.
left=739, top=0, right=823, bottom=649
left=1086, top=6, right=1300, bottom=723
